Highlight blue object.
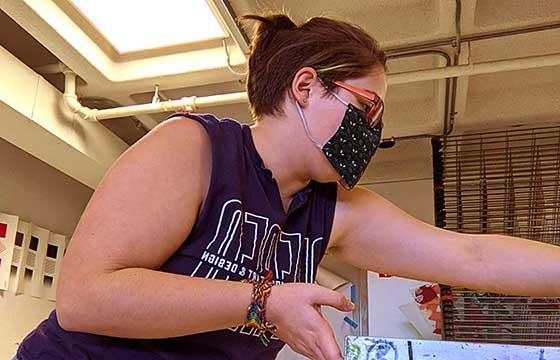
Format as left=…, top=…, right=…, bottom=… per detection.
left=344, top=316, right=359, bottom=329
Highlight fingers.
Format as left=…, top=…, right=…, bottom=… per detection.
left=287, top=322, right=341, bottom=360
left=274, top=283, right=348, bottom=360
left=311, top=342, right=328, bottom=360
left=316, top=342, right=342, bottom=360
left=290, top=339, right=325, bottom=360
left=292, top=337, right=340, bottom=360
left=316, top=321, right=343, bottom=360
left=311, top=285, right=354, bottom=312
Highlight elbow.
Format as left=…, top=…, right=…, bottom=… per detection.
left=55, top=272, right=111, bottom=333
left=56, top=309, right=74, bottom=332
left=56, top=292, right=81, bottom=332
left=55, top=281, right=89, bottom=332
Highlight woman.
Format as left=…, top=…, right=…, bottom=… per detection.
left=15, top=13, right=560, bottom=360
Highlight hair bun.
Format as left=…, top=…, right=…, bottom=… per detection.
left=240, top=13, right=297, bottom=50
left=265, top=14, right=297, bottom=31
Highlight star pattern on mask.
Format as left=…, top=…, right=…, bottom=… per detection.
left=322, top=104, right=382, bottom=189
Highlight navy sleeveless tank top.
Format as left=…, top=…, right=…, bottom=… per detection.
left=17, top=113, right=338, bottom=360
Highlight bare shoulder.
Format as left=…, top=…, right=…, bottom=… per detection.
left=335, top=184, right=376, bottom=202
left=59, top=115, right=213, bottom=278
left=329, top=184, right=380, bottom=251
left=151, top=115, right=210, bottom=150
left=130, top=115, right=212, bottom=184
left=335, top=184, right=381, bottom=216
left=103, top=115, right=212, bottom=200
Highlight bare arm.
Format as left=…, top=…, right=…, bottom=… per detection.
left=329, top=185, right=560, bottom=297
left=56, top=117, right=253, bottom=338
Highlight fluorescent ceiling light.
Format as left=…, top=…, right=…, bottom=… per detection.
left=69, top=0, right=228, bottom=53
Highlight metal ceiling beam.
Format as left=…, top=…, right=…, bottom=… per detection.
left=389, top=52, right=560, bottom=85
left=210, top=0, right=251, bottom=56
left=451, top=42, right=472, bottom=135
left=385, top=21, right=560, bottom=55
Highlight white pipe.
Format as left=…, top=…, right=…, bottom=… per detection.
left=62, top=68, right=97, bottom=122
left=389, top=52, right=560, bottom=85
left=59, top=52, right=560, bottom=122
left=94, top=92, right=249, bottom=120
left=61, top=68, right=248, bottom=122
left=188, top=92, right=249, bottom=108
left=95, top=97, right=196, bottom=120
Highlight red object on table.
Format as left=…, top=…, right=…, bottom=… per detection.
left=0, top=223, right=7, bottom=238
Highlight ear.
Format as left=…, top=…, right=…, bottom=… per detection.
left=291, top=67, right=318, bottom=108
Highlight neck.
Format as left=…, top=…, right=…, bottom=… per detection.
left=250, top=116, right=311, bottom=200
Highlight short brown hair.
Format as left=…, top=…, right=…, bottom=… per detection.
left=240, top=13, right=387, bottom=119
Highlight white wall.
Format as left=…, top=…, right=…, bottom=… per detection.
left=0, top=291, right=55, bottom=358
left=0, top=138, right=93, bottom=237
left=0, top=137, right=93, bottom=358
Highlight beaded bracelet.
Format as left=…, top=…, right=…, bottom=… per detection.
left=241, top=269, right=278, bottom=346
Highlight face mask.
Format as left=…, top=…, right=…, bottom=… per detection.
left=296, top=92, right=383, bottom=190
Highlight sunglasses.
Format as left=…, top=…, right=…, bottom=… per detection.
left=331, top=80, right=385, bottom=129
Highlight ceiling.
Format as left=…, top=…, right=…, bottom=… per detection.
left=1, top=0, right=559, bottom=171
